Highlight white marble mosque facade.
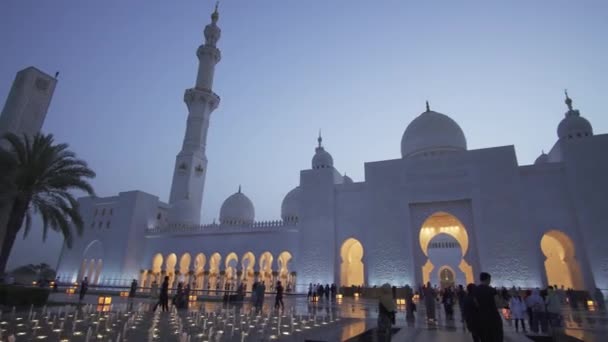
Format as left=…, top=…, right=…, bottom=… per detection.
left=55, top=8, right=608, bottom=293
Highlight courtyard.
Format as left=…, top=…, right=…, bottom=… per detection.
left=0, top=292, right=605, bottom=341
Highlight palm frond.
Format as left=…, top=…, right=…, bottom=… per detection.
left=3, top=132, right=96, bottom=253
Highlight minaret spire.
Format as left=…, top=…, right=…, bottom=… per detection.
left=564, top=89, right=573, bottom=111
left=168, top=4, right=223, bottom=225
left=426, top=100, right=430, bottom=112
left=317, top=129, right=323, bottom=148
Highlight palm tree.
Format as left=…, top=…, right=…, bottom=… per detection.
left=0, top=133, right=96, bottom=274
left=11, top=262, right=56, bottom=280
left=0, top=146, right=17, bottom=208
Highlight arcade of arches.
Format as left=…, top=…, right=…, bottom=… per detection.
left=419, top=212, right=474, bottom=286
left=541, top=230, right=584, bottom=289
left=77, top=259, right=103, bottom=284
left=142, top=251, right=295, bottom=292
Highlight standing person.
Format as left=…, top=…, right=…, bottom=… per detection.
left=545, top=286, right=562, bottom=331
left=330, top=283, right=337, bottom=300
left=129, top=279, right=138, bottom=298
left=442, top=287, right=455, bottom=320
left=457, top=285, right=467, bottom=323
left=275, top=281, right=285, bottom=310
left=525, top=288, right=544, bottom=334
left=184, top=283, right=191, bottom=309
left=53, top=276, right=59, bottom=292
left=404, top=284, right=415, bottom=321
left=324, top=284, right=330, bottom=301
left=150, top=280, right=159, bottom=298
left=160, top=276, right=170, bottom=312
left=594, top=288, right=605, bottom=311
left=509, top=293, right=527, bottom=333
left=463, top=284, right=481, bottom=342
left=79, top=277, right=89, bottom=301
left=256, top=281, right=266, bottom=308
left=307, top=283, right=313, bottom=300
left=251, top=281, right=258, bottom=304
left=377, top=284, right=396, bottom=342
left=423, top=282, right=436, bottom=322
left=475, top=272, right=503, bottom=342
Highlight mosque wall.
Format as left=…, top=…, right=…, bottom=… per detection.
left=296, top=168, right=337, bottom=287
left=334, top=182, right=368, bottom=286
left=519, top=162, right=588, bottom=289
left=467, top=146, right=539, bottom=287
left=362, top=159, right=414, bottom=286
left=561, top=135, right=608, bottom=290
left=56, top=191, right=160, bottom=285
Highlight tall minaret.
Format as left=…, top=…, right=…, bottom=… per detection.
left=168, top=4, right=222, bottom=225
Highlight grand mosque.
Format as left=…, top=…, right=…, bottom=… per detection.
left=56, top=6, right=608, bottom=293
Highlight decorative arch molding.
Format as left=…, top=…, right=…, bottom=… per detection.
left=340, top=238, right=365, bottom=287
left=416, top=210, right=474, bottom=285
left=540, top=229, right=584, bottom=289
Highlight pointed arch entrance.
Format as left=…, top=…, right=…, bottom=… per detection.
left=419, top=212, right=474, bottom=286
left=541, top=230, right=584, bottom=289
left=340, top=238, right=364, bottom=287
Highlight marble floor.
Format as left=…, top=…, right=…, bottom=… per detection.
left=24, top=293, right=606, bottom=341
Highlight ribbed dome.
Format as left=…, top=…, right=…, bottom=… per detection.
left=534, top=152, right=549, bottom=165
left=281, top=187, right=301, bottom=223
left=401, top=107, right=467, bottom=158
left=219, top=187, right=255, bottom=225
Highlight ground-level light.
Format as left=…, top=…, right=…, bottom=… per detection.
left=97, top=296, right=112, bottom=305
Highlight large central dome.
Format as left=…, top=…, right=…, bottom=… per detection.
left=401, top=105, right=467, bottom=158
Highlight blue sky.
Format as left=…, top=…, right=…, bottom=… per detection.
left=2, top=0, right=607, bottom=269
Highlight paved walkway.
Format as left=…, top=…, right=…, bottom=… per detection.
left=39, top=293, right=606, bottom=341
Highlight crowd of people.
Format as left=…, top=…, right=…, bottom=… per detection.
left=72, top=272, right=607, bottom=341
left=306, top=283, right=338, bottom=301
left=375, top=272, right=607, bottom=342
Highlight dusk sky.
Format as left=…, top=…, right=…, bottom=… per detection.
left=1, top=0, right=607, bottom=270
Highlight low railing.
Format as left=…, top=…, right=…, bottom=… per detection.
left=146, top=219, right=297, bottom=235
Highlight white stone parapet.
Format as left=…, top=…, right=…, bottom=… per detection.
left=146, top=219, right=297, bottom=236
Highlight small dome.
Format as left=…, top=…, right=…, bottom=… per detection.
left=343, top=174, right=353, bottom=184
left=534, top=152, right=549, bottom=165
left=312, top=134, right=334, bottom=169
left=557, top=91, right=593, bottom=140
left=401, top=104, right=467, bottom=158
left=219, top=186, right=254, bottom=225
left=557, top=115, right=593, bottom=140
left=281, top=187, right=301, bottom=222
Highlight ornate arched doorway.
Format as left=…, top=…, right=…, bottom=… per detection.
left=541, top=230, right=584, bottom=289
left=224, top=252, right=238, bottom=291
left=193, top=253, right=206, bottom=290
left=419, top=212, right=473, bottom=286
left=340, top=238, right=364, bottom=287
left=259, top=252, right=274, bottom=285
left=438, top=266, right=456, bottom=288
left=165, top=253, right=177, bottom=288
left=278, top=251, right=293, bottom=289
left=241, top=252, right=256, bottom=293
left=209, top=253, right=221, bottom=294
